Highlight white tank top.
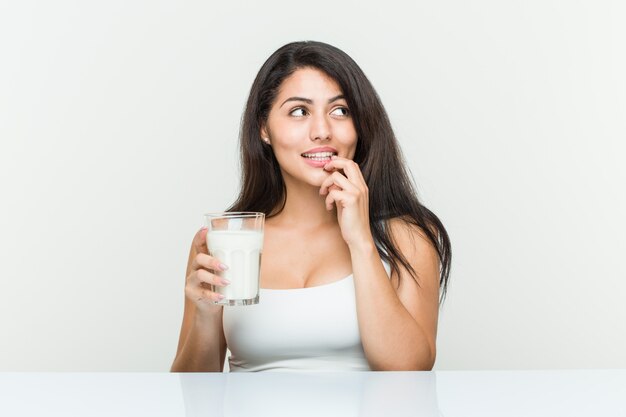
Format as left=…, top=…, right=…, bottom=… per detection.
left=223, top=261, right=391, bottom=372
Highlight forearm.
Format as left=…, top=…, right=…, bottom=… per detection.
left=350, top=241, right=436, bottom=371
left=171, top=312, right=224, bottom=372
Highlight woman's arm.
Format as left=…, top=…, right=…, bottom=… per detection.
left=171, top=229, right=228, bottom=372
left=350, top=219, right=440, bottom=371
left=171, top=303, right=227, bottom=372
left=319, top=157, right=440, bottom=370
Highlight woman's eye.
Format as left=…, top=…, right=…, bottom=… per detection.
left=331, top=107, right=350, bottom=117
left=290, top=108, right=307, bottom=117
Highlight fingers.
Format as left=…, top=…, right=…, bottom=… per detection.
left=320, top=159, right=369, bottom=212
left=323, top=156, right=366, bottom=184
left=196, top=268, right=231, bottom=287
left=189, top=253, right=230, bottom=288
left=321, top=157, right=367, bottom=197
left=319, top=171, right=358, bottom=196
left=191, top=252, right=228, bottom=273
left=186, top=252, right=230, bottom=304
left=187, top=228, right=228, bottom=305
left=324, top=188, right=357, bottom=211
left=185, top=281, right=225, bottom=303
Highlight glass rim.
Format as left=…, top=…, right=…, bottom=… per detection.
left=203, top=211, right=265, bottom=219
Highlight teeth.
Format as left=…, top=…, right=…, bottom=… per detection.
left=302, top=152, right=336, bottom=159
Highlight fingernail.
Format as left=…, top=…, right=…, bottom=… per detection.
left=200, top=226, right=208, bottom=231
left=222, top=279, right=231, bottom=286
left=216, top=294, right=225, bottom=300
left=219, top=263, right=229, bottom=271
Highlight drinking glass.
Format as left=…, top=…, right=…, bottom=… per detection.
left=204, top=212, right=265, bottom=306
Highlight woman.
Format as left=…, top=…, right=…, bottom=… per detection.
left=171, top=41, right=451, bottom=372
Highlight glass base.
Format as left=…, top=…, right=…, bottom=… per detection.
left=214, top=294, right=259, bottom=306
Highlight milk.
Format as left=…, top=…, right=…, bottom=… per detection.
left=207, top=230, right=263, bottom=304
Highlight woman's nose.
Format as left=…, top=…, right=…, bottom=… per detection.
left=309, top=113, right=331, bottom=141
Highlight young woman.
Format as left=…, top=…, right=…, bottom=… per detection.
left=171, top=41, right=451, bottom=372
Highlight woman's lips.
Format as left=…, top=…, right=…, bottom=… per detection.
left=301, top=151, right=337, bottom=168
left=302, top=156, right=331, bottom=168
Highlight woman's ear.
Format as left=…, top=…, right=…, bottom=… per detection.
left=260, top=124, right=270, bottom=145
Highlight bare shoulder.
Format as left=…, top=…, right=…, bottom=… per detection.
left=386, top=218, right=440, bottom=363
left=387, top=218, right=439, bottom=268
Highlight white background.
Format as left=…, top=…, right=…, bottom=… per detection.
left=1, top=0, right=624, bottom=371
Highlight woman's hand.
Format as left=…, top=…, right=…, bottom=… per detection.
left=319, top=156, right=374, bottom=248
left=185, top=228, right=230, bottom=316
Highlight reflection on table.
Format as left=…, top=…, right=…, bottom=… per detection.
left=0, top=370, right=624, bottom=416
left=179, top=371, right=440, bottom=417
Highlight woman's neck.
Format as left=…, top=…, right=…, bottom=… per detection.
left=269, top=182, right=338, bottom=228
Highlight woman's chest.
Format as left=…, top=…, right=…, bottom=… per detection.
left=260, top=226, right=353, bottom=289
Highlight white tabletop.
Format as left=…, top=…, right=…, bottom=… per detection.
left=1, top=370, right=624, bottom=417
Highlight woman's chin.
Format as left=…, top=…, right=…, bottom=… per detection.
left=281, top=166, right=332, bottom=189
left=310, top=170, right=332, bottom=186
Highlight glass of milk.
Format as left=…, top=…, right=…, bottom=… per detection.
left=204, top=212, right=265, bottom=306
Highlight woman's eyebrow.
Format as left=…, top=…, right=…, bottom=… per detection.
left=279, top=94, right=346, bottom=108
left=280, top=97, right=312, bottom=108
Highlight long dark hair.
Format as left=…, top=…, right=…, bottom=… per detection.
left=228, top=41, right=451, bottom=300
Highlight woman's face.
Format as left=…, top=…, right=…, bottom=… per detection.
left=261, top=67, right=358, bottom=188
